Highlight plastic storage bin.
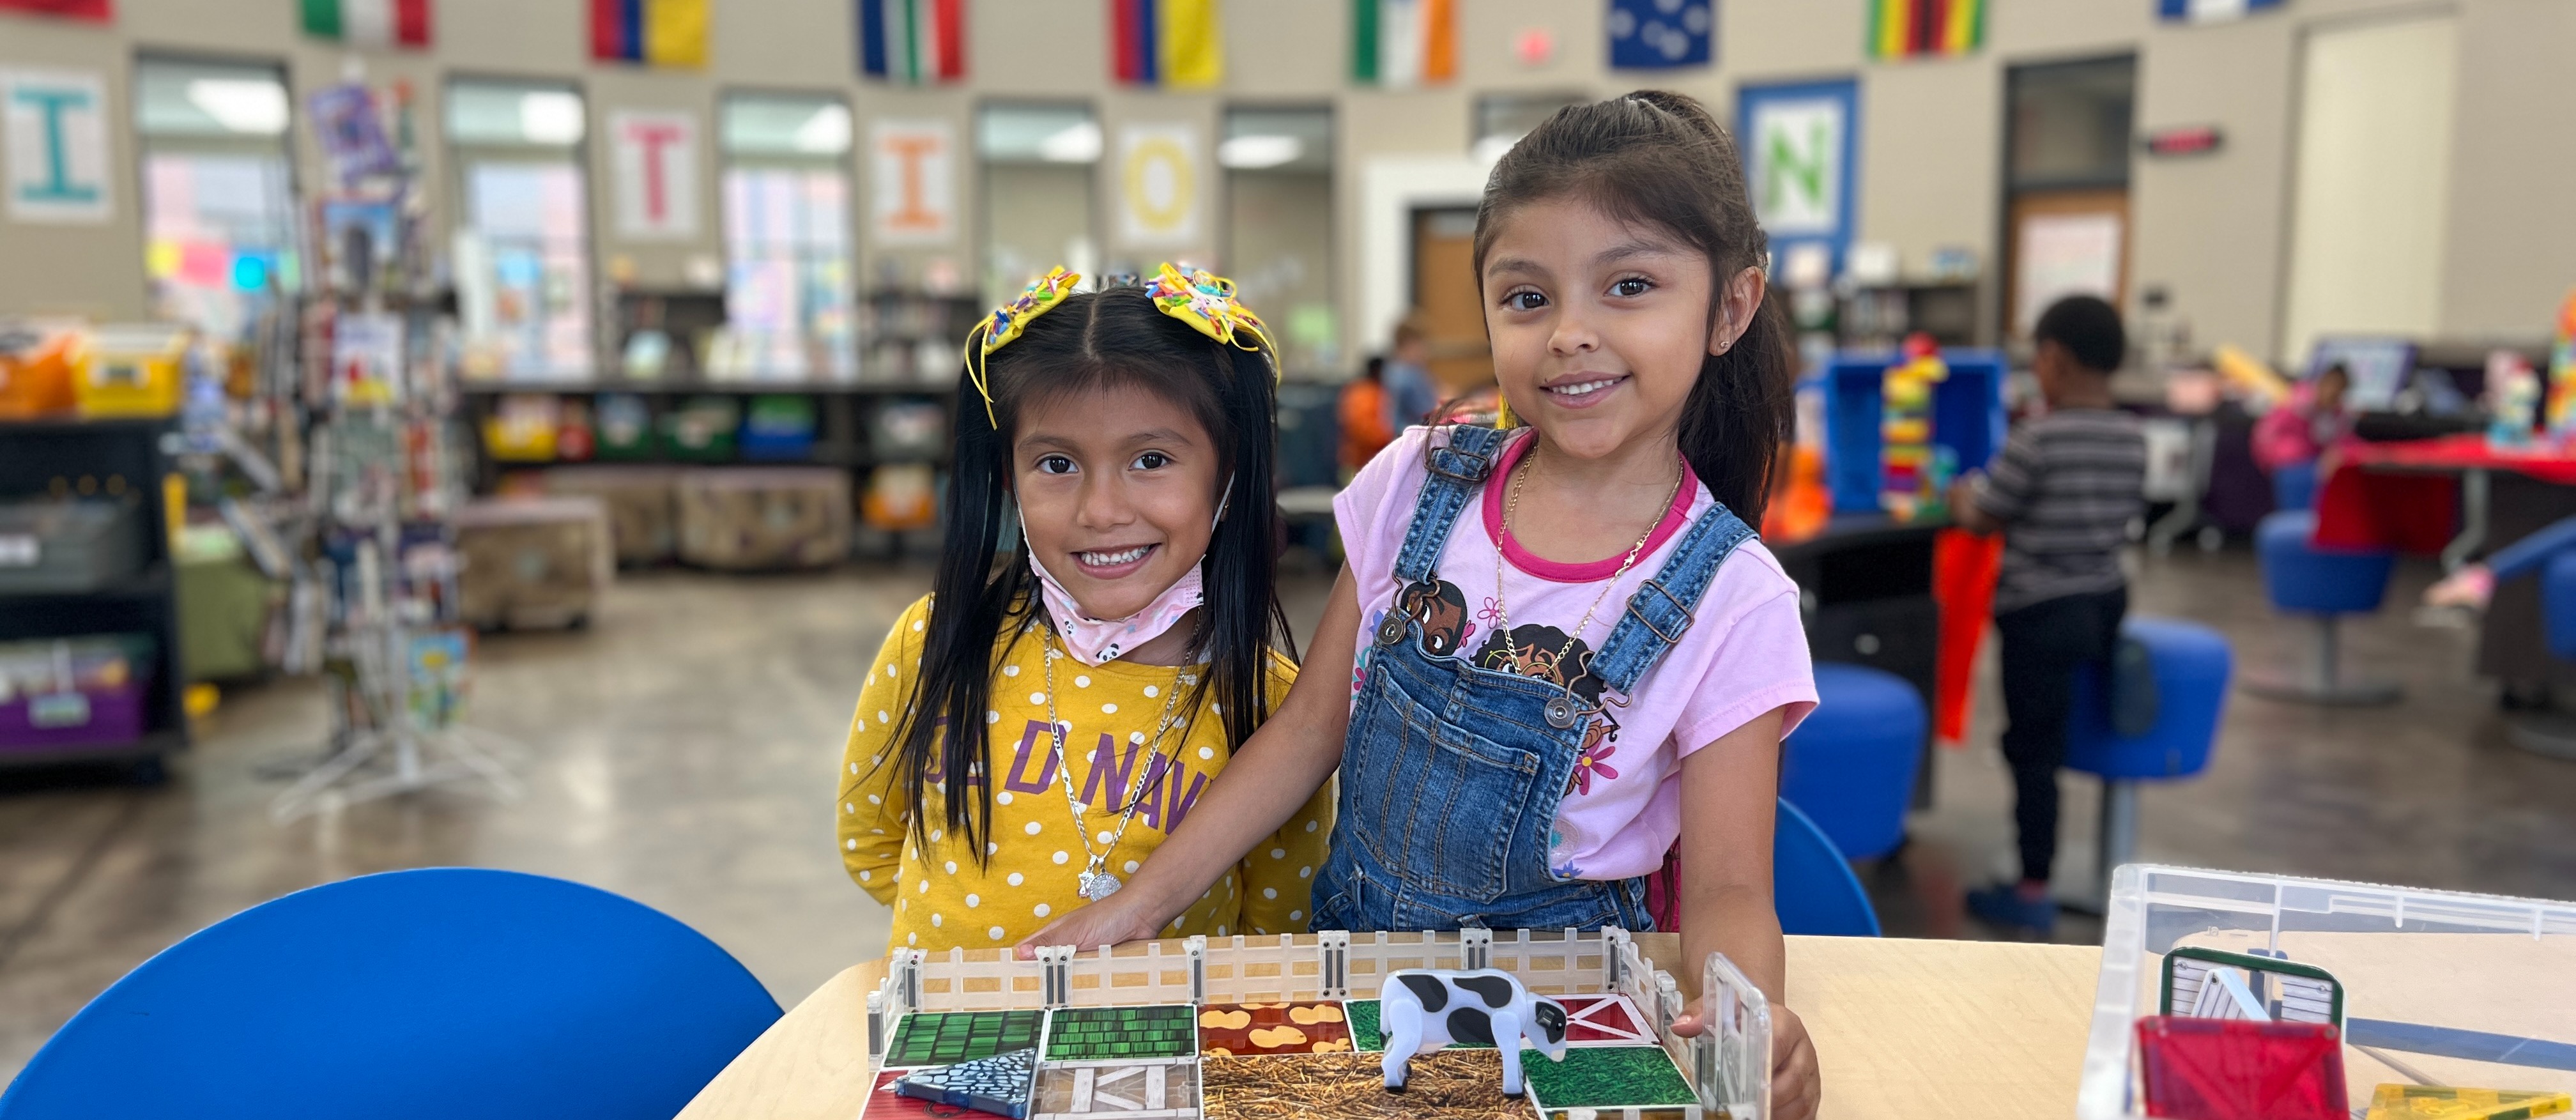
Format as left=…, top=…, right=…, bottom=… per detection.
left=0, top=638, right=151, bottom=753
left=73, top=325, right=188, bottom=418
left=0, top=498, right=146, bottom=594
left=2079, top=864, right=2576, bottom=1120
left=1821, top=348, right=2008, bottom=514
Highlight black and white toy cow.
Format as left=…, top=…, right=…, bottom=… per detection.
left=1377, top=969, right=1570, bottom=1097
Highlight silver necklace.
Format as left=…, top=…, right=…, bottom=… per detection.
left=1494, top=447, right=1684, bottom=730
left=1038, top=626, right=1189, bottom=901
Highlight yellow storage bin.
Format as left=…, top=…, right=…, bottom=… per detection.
left=75, top=325, right=188, bottom=418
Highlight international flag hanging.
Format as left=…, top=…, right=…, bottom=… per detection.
left=1607, top=0, right=1713, bottom=70
left=590, top=0, right=709, bottom=68
left=1867, top=0, right=1983, bottom=59
left=0, top=0, right=113, bottom=20
left=300, top=0, right=432, bottom=49
left=1350, top=0, right=1456, bottom=88
left=862, top=0, right=965, bottom=84
left=1109, top=0, right=1223, bottom=89
left=2158, top=0, right=2282, bottom=23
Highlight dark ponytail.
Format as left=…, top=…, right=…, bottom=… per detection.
left=1471, top=90, right=1795, bottom=522
left=886, top=285, right=1296, bottom=866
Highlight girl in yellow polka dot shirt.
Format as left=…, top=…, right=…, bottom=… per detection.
left=838, top=276, right=1331, bottom=953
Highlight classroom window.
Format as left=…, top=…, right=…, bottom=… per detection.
left=446, top=78, right=593, bottom=380
left=132, top=57, right=300, bottom=341
left=1220, top=107, right=1336, bottom=376
left=977, top=104, right=1098, bottom=305
left=719, top=92, right=856, bottom=381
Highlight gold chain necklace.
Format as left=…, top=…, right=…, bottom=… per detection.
left=1493, top=445, right=1684, bottom=730
left=1038, top=626, right=1188, bottom=901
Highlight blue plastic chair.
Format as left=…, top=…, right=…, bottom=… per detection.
left=2247, top=509, right=2399, bottom=705
left=2271, top=459, right=2321, bottom=513
left=2510, top=551, right=2576, bottom=759
left=2066, top=618, right=2232, bottom=902
left=1774, top=797, right=1882, bottom=937
left=0, top=868, right=782, bottom=1120
left=1782, top=663, right=1926, bottom=861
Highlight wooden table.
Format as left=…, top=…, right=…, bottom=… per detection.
left=678, top=935, right=2105, bottom=1120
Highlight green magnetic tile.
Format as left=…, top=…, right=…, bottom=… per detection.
left=1342, top=998, right=1489, bottom=1050
left=1521, top=1045, right=1698, bottom=1109
left=1043, top=1005, right=1197, bottom=1061
left=884, top=1011, right=1044, bottom=1068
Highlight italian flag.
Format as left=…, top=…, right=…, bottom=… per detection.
left=861, top=0, right=967, bottom=85
left=1350, top=0, right=1455, bottom=88
left=300, top=0, right=432, bottom=49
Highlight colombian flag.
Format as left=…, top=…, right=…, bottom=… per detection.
left=1109, top=0, right=1223, bottom=89
left=1868, top=0, right=1983, bottom=59
left=591, top=0, right=709, bottom=68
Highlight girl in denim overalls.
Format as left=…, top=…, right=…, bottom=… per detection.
left=1024, top=93, right=1823, bottom=1118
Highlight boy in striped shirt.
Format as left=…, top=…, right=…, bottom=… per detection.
left=1949, top=295, right=2146, bottom=934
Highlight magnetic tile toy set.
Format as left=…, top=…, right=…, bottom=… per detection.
left=860, top=928, right=1772, bottom=1120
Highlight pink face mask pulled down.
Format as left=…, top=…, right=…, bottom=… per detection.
left=1018, top=477, right=1226, bottom=666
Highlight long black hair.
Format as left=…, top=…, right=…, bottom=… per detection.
left=1471, top=90, right=1796, bottom=523
left=887, top=284, right=1296, bottom=864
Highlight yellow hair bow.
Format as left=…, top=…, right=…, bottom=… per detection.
left=962, top=266, right=1082, bottom=427
left=1146, top=263, right=1276, bottom=365
left=962, top=263, right=1280, bottom=429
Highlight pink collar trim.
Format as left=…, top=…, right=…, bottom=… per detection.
left=1479, top=431, right=1697, bottom=583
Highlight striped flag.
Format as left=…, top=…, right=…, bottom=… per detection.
left=300, top=0, right=431, bottom=49
left=0, top=0, right=113, bottom=19
left=1867, top=0, right=1982, bottom=59
left=1351, top=0, right=1456, bottom=88
left=590, top=0, right=709, bottom=68
left=2158, top=0, right=2281, bottom=23
left=1109, top=0, right=1223, bottom=89
left=861, top=0, right=966, bottom=84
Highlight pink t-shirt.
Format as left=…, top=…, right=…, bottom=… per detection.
left=1333, top=427, right=1817, bottom=882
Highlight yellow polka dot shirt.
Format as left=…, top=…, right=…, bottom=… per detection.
left=840, top=595, right=1334, bottom=953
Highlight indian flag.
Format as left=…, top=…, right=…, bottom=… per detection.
left=1351, top=0, right=1456, bottom=88
left=299, top=0, right=431, bottom=49
left=861, top=0, right=966, bottom=85
left=1868, top=0, right=1983, bottom=59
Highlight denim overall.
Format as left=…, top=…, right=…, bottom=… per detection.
left=1312, top=425, right=1757, bottom=932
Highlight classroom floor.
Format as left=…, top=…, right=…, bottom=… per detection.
left=4, top=546, right=2572, bottom=1081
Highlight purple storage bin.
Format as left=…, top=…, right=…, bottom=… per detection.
left=0, top=680, right=147, bottom=753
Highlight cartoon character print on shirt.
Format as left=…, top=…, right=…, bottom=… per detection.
left=1395, top=578, right=1477, bottom=657
left=1473, top=623, right=1622, bottom=801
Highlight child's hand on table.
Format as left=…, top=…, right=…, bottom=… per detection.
left=1012, top=887, right=1168, bottom=960
left=1673, top=1000, right=1818, bottom=1120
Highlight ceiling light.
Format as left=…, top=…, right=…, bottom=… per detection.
left=184, top=79, right=288, bottom=135
left=1218, top=135, right=1301, bottom=169
left=792, top=105, right=852, bottom=154
left=519, top=91, right=585, bottom=145
left=1039, top=121, right=1101, bottom=164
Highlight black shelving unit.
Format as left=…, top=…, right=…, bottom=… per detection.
left=0, top=417, right=187, bottom=772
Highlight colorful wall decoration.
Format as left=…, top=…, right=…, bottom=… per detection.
left=862, top=0, right=967, bottom=84
left=1109, top=0, right=1224, bottom=89
left=1606, top=0, right=1713, bottom=70
left=1868, top=0, right=1983, bottom=59
left=1738, top=77, right=1858, bottom=275
left=590, top=0, right=710, bottom=68
left=1349, top=0, right=1456, bottom=88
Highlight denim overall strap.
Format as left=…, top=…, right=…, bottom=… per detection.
left=1388, top=425, right=1513, bottom=585
left=1587, top=498, right=1757, bottom=698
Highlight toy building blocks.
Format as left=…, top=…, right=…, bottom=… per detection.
left=862, top=928, right=1767, bottom=1120
left=896, top=1047, right=1041, bottom=1118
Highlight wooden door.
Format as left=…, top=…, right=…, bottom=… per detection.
left=1411, top=207, right=1492, bottom=395
left=2004, top=188, right=2129, bottom=341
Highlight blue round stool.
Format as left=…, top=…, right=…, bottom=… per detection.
left=2272, top=459, right=2320, bottom=513
left=2065, top=617, right=2232, bottom=905
left=2247, top=509, right=2400, bottom=705
left=2508, top=551, right=2576, bottom=760
left=1781, top=663, right=1926, bottom=861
